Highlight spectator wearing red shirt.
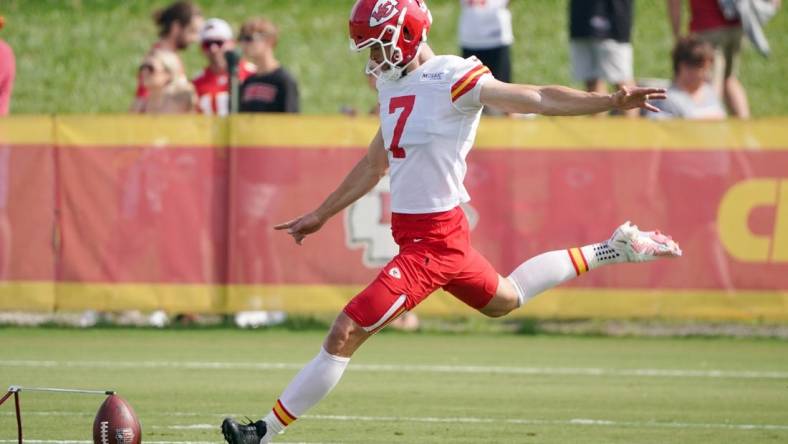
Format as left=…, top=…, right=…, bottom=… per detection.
left=130, top=1, right=203, bottom=113
left=192, top=18, right=256, bottom=115
left=0, top=16, right=15, bottom=116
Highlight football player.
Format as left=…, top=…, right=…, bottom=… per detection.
left=222, top=1, right=681, bottom=442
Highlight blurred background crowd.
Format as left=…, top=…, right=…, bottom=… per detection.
left=0, top=0, right=783, bottom=120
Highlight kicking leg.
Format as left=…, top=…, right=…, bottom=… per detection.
left=505, top=221, right=682, bottom=307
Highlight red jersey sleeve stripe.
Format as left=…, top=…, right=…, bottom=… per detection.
left=451, top=66, right=491, bottom=102
left=451, top=63, right=484, bottom=93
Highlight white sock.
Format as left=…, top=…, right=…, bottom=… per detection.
left=263, top=347, right=350, bottom=437
left=580, top=242, right=625, bottom=269
left=507, top=241, right=623, bottom=305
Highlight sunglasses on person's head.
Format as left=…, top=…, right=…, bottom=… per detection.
left=201, top=40, right=226, bottom=50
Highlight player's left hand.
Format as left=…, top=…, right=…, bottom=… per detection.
left=274, top=212, right=325, bottom=245
left=611, top=86, right=667, bottom=113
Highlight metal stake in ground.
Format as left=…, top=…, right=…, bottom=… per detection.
left=2, top=386, right=116, bottom=444
left=8, top=385, right=116, bottom=395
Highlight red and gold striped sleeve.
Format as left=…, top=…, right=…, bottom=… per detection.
left=451, top=63, right=491, bottom=103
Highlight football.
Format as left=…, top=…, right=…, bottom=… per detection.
left=92, top=394, right=141, bottom=444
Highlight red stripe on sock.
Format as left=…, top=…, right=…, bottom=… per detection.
left=277, top=399, right=296, bottom=421
left=272, top=407, right=288, bottom=426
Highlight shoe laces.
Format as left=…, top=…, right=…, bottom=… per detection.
left=238, top=417, right=262, bottom=438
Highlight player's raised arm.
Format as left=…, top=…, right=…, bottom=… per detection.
left=274, top=128, right=389, bottom=245
left=479, top=78, right=667, bottom=116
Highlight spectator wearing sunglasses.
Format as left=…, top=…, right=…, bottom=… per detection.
left=193, top=18, right=257, bottom=115
left=136, top=49, right=196, bottom=114
left=238, top=17, right=299, bottom=113
left=131, top=1, right=203, bottom=112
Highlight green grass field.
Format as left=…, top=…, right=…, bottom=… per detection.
left=1, top=327, right=787, bottom=443
left=1, top=0, right=786, bottom=116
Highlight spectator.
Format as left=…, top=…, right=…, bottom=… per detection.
left=130, top=1, right=203, bottom=112
left=569, top=0, right=638, bottom=117
left=238, top=17, right=299, bottom=113
left=193, top=18, right=257, bottom=115
left=0, top=15, right=10, bottom=278
left=458, top=0, right=513, bottom=115
left=666, top=0, right=780, bottom=118
left=136, top=49, right=196, bottom=114
left=0, top=16, right=15, bottom=116
left=651, top=37, right=725, bottom=119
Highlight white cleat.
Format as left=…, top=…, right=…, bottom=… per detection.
left=608, top=221, right=682, bottom=262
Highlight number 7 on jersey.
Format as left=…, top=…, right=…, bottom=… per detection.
left=388, top=95, right=415, bottom=158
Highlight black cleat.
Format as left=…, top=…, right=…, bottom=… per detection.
left=221, top=417, right=267, bottom=444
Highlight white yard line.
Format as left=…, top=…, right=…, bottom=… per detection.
left=161, top=415, right=788, bottom=432
left=2, top=359, right=786, bottom=379
left=5, top=412, right=786, bottom=432
left=304, top=414, right=788, bottom=431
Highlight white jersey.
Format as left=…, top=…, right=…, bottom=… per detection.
left=376, top=55, right=492, bottom=214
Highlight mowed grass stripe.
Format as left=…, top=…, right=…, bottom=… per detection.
left=2, top=359, right=786, bottom=380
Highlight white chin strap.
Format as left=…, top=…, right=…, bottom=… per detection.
left=365, top=42, right=422, bottom=82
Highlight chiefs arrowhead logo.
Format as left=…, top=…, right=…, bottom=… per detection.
left=369, top=0, right=399, bottom=27
left=388, top=267, right=402, bottom=279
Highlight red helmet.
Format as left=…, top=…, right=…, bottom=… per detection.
left=349, top=0, right=432, bottom=80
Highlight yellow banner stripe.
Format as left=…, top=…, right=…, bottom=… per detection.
left=0, top=116, right=55, bottom=144
left=1, top=115, right=788, bottom=150
left=3, top=282, right=788, bottom=321
left=451, top=66, right=489, bottom=99
left=56, top=115, right=228, bottom=148
left=569, top=248, right=589, bottom=274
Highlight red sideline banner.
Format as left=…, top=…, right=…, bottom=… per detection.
left=0, top=115, right=787, bottom=320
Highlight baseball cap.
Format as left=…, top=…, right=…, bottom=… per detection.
left=200, top=18, right=233, bottom=41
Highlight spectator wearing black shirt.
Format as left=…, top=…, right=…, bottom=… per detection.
left=238, top=17, right=299, bottom=113
left=569, top=0, right=637, bottom=117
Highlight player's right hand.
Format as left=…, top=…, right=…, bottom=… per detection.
left=273, top=212, right=325, bottom=245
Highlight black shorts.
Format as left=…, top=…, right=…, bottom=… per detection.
left=461, top=45, right=511, bottom=83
